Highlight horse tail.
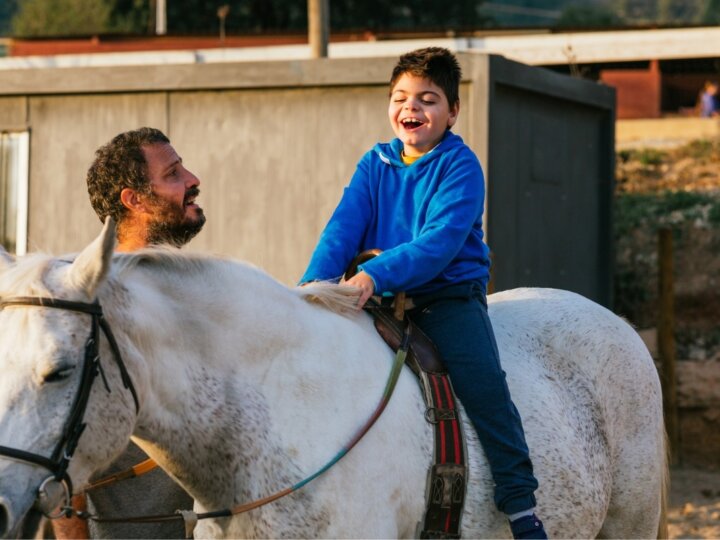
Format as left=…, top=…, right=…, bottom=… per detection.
left=657, top=429, right=670, bottom=539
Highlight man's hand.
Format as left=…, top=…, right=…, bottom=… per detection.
left=345, top=271, right=375, bottom=309
left=52, top=494, right=90, bottom=539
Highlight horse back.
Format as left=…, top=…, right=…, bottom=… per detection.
left=485, top=288, right=664, bottom=538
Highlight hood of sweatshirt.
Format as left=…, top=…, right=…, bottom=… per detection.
left=372, top=130, right=465, bottom=168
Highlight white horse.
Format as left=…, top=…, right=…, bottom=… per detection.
left=0, top=221, right=667, bottom=539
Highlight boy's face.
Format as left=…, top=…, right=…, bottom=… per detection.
left=388, top=74, right=459, bottom=157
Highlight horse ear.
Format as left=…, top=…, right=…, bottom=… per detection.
left=67, top=217, right=116, bottom=299
left=0, top=245, right=14, bottom=269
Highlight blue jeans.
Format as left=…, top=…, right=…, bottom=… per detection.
left=407, top=281, right=538, bottom=514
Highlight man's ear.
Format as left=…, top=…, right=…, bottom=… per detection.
left=120, top=188, right=146, bottom=213
left=448, top=101, right=460, bottom=128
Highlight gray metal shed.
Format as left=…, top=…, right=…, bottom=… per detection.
left=484, top=55, right=615, bottom=306
left=0, top=51, right=614, bottom=306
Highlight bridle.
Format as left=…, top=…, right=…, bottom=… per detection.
left=0, top=296, right=139, bottom=517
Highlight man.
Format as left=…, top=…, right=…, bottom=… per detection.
left=53, top=127, right=204, bottom=539
left=87, top=127, right=205, bottom=251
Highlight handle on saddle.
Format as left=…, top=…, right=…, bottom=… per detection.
left=344, top=249, right=406, bottom=321
left=343, top=249, right=383, bottom=281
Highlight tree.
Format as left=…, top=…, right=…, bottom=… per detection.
left=0, top=0, right=19, bottom=36
left=611, top=0, right=708, bottom=25
left=556, top=4, right=623, bottom=27
left=330, top=0, right=489, bottom=31
left=9, top=0, right=493, bottom=37
left=112, top=0, right=151, bottom=33
left=703, top=0, right=720, bottom=24
left=12, top=0, right=114, bottom=37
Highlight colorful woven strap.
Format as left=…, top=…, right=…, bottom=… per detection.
left=420, top=372, right=466, bottom=539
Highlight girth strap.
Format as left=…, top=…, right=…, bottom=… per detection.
left=419, top=374, right=465, bottom=539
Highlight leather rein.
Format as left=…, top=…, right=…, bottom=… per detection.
left=0, top=296, right=139, bottom=518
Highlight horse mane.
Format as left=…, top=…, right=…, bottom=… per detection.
left=294, top=281, right=361, bottom=315
left=0, top=246, right=361, bottom=319
left=110, top=247, right=361, bottom=317
left=111, top=246, right=219, bottom=277
left=0, top=253, right=56, bottom=298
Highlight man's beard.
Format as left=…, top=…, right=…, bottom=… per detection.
left=145, top=188, right=206, bottom=247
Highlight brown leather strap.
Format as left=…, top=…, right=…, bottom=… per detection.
left=84, top=459, right=159, bottom=492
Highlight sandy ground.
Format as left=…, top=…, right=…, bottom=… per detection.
left=669, top=467, right=720, bottom=539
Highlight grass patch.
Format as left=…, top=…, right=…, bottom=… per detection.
left=636, top=148, right=666, bottom=166
left=678, top=138, right=719, bottom=161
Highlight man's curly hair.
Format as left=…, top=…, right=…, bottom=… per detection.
left=389, top=47, right=461, bottom=107
left=86, top=127, right=170, bottom=223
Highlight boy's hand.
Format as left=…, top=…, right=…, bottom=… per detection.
left=345, top=271, right=375, bottom=309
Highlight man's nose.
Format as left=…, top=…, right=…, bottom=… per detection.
left=185, top=169, right=201, bottom=187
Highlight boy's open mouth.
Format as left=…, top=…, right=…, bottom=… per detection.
left=401, top=118, right=424, bottom=130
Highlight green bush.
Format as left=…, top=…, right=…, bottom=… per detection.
left=710, top=201, right=720, bottom=226
left=680, top=139, right=717, bottom=160
left=633, top=148, right=666, bottom=166
left=614, top=191, right=720, bottom=236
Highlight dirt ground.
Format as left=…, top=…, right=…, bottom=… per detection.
left=669, top=466, right=720, bottom=539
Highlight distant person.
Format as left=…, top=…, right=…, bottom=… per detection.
left=699, top=80, right=719, bottom=118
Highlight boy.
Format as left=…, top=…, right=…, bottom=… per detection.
left=300, top=48, right=546, bottom=539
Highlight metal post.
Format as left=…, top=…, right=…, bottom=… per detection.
left=156, top=0, right=167, bottom=35
left=308, top=0, right=329, bottom=58
left=217, top=5, right=230, bottom=43
left=658, top=227, right=679, bottom=465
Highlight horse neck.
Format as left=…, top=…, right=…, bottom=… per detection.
left=102, top=256, right=373, bottom=508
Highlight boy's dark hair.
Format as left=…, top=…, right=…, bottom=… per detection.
left=389, top=47, right=461, bottom=107
left=86, top=127, right=170, bottom=223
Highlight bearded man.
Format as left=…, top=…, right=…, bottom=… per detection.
left=87, top=127, right=206, bottom=251
left=53, top=127, right=204, bottom=539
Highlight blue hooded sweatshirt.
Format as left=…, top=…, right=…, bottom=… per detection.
left=300, top=131, right=491, bottom=296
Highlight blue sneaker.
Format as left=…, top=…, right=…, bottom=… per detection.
left=509, top=514, right=548, bottom=539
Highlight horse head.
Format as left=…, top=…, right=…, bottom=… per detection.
left=0, top=219, right=137, bottom=538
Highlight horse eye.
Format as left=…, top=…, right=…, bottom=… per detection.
left=43, top=365, right=76, bottom=383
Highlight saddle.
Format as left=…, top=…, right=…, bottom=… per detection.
left=345, top=252, right=468, bottom=539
